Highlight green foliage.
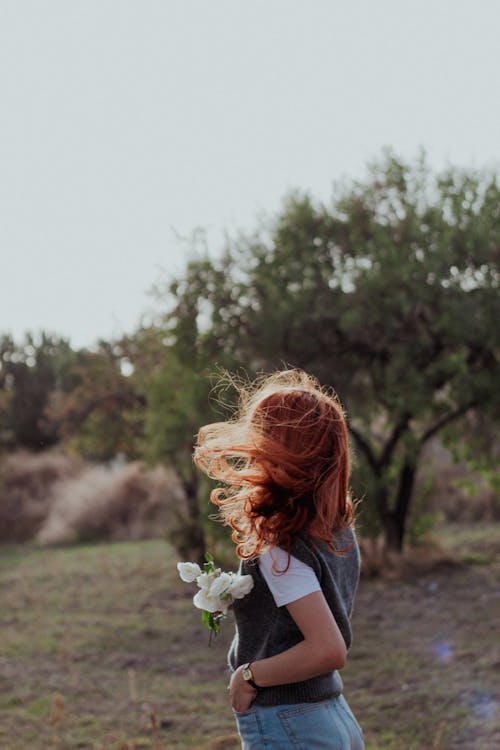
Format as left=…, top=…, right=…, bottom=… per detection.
left=201, top=607, right=221, bottom=635
left=139, top=348, right=217, bottom=562
left=440, top=413, right=500, bottom=501
left=161, top=151, right=499, bottom=550
left=406, top=512, right=439, bottom=547
left=0, top=331, right=73, bottom=450
left=0, top=328, right=159, bottom=463
left=42, top=343, right=146, bottom=461
left=141, top=352, right=209, bottom=478
left=2, top=152, right=497, bottom=555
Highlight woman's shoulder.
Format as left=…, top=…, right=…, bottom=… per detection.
left=258, top=544, right=321, bottom=607
left=293, top=525, right=359, bottom=565
left=288, top=534, right=323, bottom=573
left=295, top=523, right=356, bottom=545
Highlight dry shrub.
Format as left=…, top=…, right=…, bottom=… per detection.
left=358, top=533, right=462, bottom=580
left=0, top=448, right=82, bottom=542
left=0, top=448, right=186, bottom=545
left=36, top=460, right=184, bottom=545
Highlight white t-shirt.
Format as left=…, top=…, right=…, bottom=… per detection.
left=258, top=545, right=321, bottom=607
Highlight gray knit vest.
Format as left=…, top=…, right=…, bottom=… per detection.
left=228, top=525, right=361, bottom=706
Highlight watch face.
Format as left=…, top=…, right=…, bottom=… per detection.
left=242, top=668, right=252, bottom=681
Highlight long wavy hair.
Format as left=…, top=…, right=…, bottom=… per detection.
left=193, top=369, right=357, bottom=562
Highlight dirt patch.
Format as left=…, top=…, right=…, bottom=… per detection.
left=346, top=560, right=499, bottom=749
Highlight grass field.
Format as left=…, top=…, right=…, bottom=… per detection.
left=0, top=524, right=498, bottom=750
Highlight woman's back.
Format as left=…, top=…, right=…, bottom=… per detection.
left=229, top=525, right=361, bottom=707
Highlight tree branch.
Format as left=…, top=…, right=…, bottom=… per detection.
left=379, top=412, right=412, bottom=468
left=63, top=391, right=146, bottom=430
left=419, top=400, right=477, bottom=445
left=347, top=423, right=378, bottom=472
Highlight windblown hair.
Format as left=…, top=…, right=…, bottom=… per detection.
left=193, top=369, right=356, bottom=562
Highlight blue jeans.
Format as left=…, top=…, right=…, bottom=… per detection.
left=233, top=693, right=365, bottom=749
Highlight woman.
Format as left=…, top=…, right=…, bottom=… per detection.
left=194, top=369, right=364, bottom=749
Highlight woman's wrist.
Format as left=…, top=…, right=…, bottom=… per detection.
left=241, top=662, right=260, bottom=690
left=249, top=659, right=282, bottom=689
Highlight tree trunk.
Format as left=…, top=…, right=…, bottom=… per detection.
left=383, top=458, right=418, bottom=552
left=183, top=474, right=206, bottom=566
left=383, top=513, right=404, bottom=552
left=170, top=469, right=206, bottom=566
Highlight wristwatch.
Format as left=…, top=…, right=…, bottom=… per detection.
left=241, top=662, right=260, bottom=690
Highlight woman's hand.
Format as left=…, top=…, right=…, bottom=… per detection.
left=229, top=665, right=257, bottom=712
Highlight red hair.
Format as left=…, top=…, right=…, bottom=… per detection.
left=193, top=369, right=356, bottom=561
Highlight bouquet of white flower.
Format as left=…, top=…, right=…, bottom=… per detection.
left=177, top=552, right=254, bottom=642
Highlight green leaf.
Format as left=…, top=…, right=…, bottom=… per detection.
left=201, top=609, right=212, bottom=630
left=203, top=551, right=215, bottom=573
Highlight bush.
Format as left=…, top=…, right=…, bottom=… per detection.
left=37, top=460, right=184, bottom=545
left=0, top=449, right=185, bottom=545
left=0, top=448, right=81, bottom=542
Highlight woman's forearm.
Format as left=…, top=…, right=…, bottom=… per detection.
left=249, top=638, right=345, bottom=689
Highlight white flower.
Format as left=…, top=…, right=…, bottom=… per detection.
left=176, top=555, right=255, bottom=640
left=217, top=597, right=231, bottom=615
left=193, top=588, right=220, bottom=613
left=229, top=574, right=254, bottom=599
left=177, top=562, right=202, bottom=583
left=196, top=571, right=217, bottom=591
left=209, top=572, right=233, bottom=598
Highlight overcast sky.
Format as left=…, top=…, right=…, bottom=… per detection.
left=1, top=0, right=498, bottom=351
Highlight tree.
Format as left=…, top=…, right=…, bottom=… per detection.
left=140, top=350, right=212, bottom=564
left=0, top=331, right=74, bottom=450
left=136, top=296, right=229, bottom=563
left=43, top=341, right=146, bottom=461
left=163, top=152, right=499, bottom=551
